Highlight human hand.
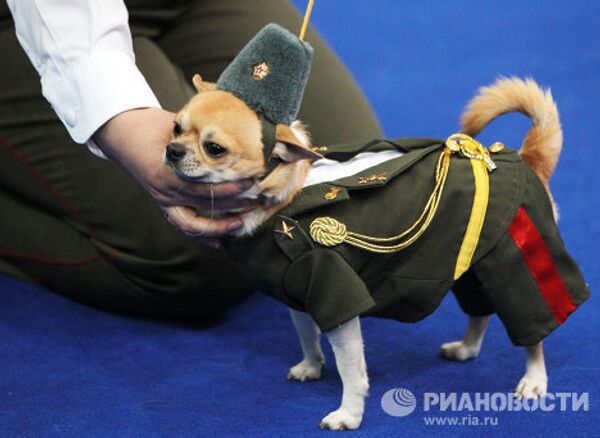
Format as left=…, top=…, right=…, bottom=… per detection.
left=94, top=108, right=254, bottom=247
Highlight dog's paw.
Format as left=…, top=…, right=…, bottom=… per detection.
left=320, top=408, right=362, bottom=431
left=440, top=340, right=480, bottom=361
left=515, top=374, right=548, bottom=399
left=287, top=359, right=323, bottom=382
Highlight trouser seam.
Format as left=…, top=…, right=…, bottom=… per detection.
left=0, top=137, right=117, bottom=265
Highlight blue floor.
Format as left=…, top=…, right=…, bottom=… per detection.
left=2, top=1, right=599, bottom=436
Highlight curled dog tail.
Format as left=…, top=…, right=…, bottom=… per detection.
left=461, top=77, right=563, bottom=188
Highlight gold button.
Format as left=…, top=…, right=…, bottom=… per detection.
left=489, top=142, right=505, bottom=153
left=252, top=62, right=269, bottom=80
left=311, top=146, right=328, bottom=152
left=324, top=186, right=342, bottom=200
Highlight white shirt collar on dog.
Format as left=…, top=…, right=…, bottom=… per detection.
left=303, top=150, right=404, bottom=188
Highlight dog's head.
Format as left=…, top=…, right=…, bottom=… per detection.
left=165, top=74, right=320, bottom=186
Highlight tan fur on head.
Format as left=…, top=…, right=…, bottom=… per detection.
left=192, top=74, right=217, bottom=92
left=238, top=120, right=316, bottom=235
left=461, top=77, right=563, bottom=219
left=172, top=90, right=265, bottom=183
left=167, top=74, right=318, bottom=235
left=259, top=122, right=316, bottom=204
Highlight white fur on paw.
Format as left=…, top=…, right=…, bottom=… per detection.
left=287, top=359, right=323, bottom=382
left=440, top=341, right=480, bottom=361
left=320, top=408, right=362, bottom=431
left=515, top=374, right=548, bottom=399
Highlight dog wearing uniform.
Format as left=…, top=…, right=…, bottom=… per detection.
left=165, top=24, right=590, bottom=431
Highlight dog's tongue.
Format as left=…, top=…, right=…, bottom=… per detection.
left=216, top=23, right=314, bottom=126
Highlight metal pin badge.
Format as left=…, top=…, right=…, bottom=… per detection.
left=252, top=61, right=269, bottom=80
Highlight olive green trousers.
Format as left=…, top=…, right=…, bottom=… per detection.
left=0, top=0, right=382, bottom=318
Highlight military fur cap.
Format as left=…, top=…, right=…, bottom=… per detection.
left=216, top=23, right=314, bottom=126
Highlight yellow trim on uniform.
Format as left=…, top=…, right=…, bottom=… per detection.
left=453, top=158, right=490, bottom=280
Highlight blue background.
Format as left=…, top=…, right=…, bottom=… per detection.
left=1, top=1, right=599, bottom=436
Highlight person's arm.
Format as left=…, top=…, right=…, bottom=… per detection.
left=7, top=0, right=251, bottom=245
left=7, top=0, right=159, bottom=149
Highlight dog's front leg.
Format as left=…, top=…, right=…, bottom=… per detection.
left=320, top=316, right=368, bottom=431
left=288, top=309, right=324, bottom=381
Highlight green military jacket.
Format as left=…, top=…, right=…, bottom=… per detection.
left=223, top=138, right=589, bottom=346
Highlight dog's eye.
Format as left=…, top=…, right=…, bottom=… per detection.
left=203, top=142, right=227, bottom=157
left=173, top=122, right=183, bottom=137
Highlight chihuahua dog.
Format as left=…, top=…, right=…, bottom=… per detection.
left=166, top=76, right=570, bottom=430
left=165, top=74, right=320, bottom=235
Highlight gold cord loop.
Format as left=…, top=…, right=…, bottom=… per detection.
left=446, top=133, right=497, bottom=171
left=310, top=217, right=348, bottom=246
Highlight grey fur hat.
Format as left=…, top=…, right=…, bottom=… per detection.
left=216, top=23, right=314, bottom=126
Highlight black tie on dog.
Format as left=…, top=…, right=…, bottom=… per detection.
left=260, top=115, right=281, bottom=180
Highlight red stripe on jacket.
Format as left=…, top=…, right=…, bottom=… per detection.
left=508, top=208, right=576, bottom=324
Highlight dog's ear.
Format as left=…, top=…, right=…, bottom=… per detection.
left=192, top=74, right=217, bottom=93
left=273, top=124, right=322, bottom=162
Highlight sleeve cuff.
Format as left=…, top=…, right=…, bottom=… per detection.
left=284, top=249, right=376, bottom=332
left=85, top=137, right=109, bottom=160
left=40, top=50, right=161, bottom=145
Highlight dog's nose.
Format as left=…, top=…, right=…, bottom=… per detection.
left=166, top=142, right=187, bottom=163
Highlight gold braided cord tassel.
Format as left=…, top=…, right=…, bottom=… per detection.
left=309, top=217, right=347, bottom=246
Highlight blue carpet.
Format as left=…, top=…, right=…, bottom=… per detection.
left=2, top=1, right=599, bottom=436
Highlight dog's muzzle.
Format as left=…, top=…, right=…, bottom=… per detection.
left=166, top=142, right=187, bottom=163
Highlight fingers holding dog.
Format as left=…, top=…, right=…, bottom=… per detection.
left=159, top=170, right=256, bottom=207
left=178, top=178, right=255, bottom=199
left=163, top=205, right=244, bottom=238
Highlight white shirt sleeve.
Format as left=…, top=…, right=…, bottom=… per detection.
left=6, top=0, right=161, bottom=152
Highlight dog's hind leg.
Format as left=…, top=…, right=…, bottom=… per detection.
left=440, top=315, right=490, bottom=361
left=320, top=316, right=368, bottom=431
left=287, top=309, right=325, bottom=382
left=515, top=341, right=547, bottom=399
